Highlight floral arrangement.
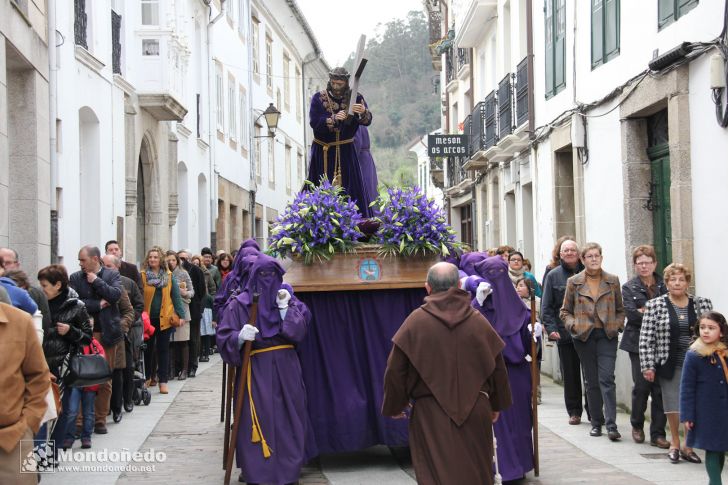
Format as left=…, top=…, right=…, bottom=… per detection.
left=267, top=179, right=363, bottom=264
left=371, top=186, right=462, bottom=257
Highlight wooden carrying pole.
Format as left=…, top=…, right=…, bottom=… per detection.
left=222, top=363, right=234, bottom=467
left=528, top=281, right=540, bottom=477
left=224, top=295, right=259, bottom=485
left=221, top=362, right=227, bottom=423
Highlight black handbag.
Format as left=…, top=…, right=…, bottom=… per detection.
left=64, top=341, right=112, bottom=388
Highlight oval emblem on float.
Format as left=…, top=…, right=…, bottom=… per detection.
left=358, top=258, right=381, bottom=281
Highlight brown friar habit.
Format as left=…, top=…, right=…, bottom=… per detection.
left=382, top=287, right=512, bottom=485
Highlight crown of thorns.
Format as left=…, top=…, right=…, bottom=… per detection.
left=328, top=67, right=350, bottom=80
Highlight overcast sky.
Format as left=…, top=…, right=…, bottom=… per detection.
left=296, top=0, right=425, bottom=67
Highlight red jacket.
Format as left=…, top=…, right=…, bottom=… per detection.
left=142, top=311, right=155, bottom=340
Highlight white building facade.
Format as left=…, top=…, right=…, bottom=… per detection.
left=428, top=0, right=728, bottom=405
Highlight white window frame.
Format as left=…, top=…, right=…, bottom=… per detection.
left=141, top=0, right=159, bottom=26
left=265, top=34, right=273, bottom=93
left=285, top=143, right=292, bottom=192
left=252, top=17, right=260, bottom=76
left=215, top=63, right=224, bottom=132
left=228, top=76, right=237, bottom=141
left=239, top=85, right=248, bottom=149
left=283, top=53, right=290, bottom=112
left=295, top=66, right=302, bottom=122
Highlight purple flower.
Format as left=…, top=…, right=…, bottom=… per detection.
left=371, top=186, right=462, bottom=257
left=268, top=179, right=363, bottom=263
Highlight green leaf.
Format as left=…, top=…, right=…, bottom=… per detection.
left=441, top=243, right=450, bottom=256
left=399, top=238, right=406, bottom=252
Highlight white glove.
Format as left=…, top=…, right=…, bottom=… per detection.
left=239, top=324, right=259, bottom=341
left=475, top=282, right=492, bottom=306
left=528, top=322, right=543, bottom=343
left=276, top=289, right=291, bottom=309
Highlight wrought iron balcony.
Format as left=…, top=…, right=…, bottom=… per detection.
left=112, top=11, right=122, bottom=74
left=484, top=90, right=498, bottom=149
left=498, top=73, right=514, bottom=139
left=74, top=0, right=88, bottom=49
left=445, top=47, right=455, bottom=84
left=469, top=102, right=485, bottom=155
left=516, top=57, right=529, bottom=127
left=447, top=156, right=468, bottom=188
left=457, top=48, right=470, bottom=72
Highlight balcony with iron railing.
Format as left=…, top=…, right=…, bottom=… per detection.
left=425, top=0, right=443, bottom=70
left=74, top=0, right=88, bottom=49
left=445, top=157, right=473, bottom=194
left=456, top=48, right=470, bottom=77
left=430, top=157, right=444, bottom=188
left=445, top=47, right=455, bottom=85
left=461, top=56, right=531, bottom=169
left=112, top=10, right=122, bottom=74
left=498, top=73, right=514, bottom=139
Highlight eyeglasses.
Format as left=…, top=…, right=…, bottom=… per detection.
left=583, top=254, right=602, bottom=260
left=635, top=261, right=654, bottom=267
left=509, top=258, right=523, bottom=263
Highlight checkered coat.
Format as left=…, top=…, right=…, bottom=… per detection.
left=638, top=294, right=713, bottom=372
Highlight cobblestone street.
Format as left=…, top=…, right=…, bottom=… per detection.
left=101, top=357, right=723, bottom=484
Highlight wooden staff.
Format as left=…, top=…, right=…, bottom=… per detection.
left=224, top=294, right=259, bottom=485
left=222, top=363, right=234, bottom=467
left=528, top=280, right=540, bottom=477
left=221, top=362, right=227, bottom=423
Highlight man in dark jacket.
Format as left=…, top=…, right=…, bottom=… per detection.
left=105, top=240, right=142, bottom=290
left=179, top=250, right=207, bottom=373
left=0, top=247, right=48, bottom=326
left=620, top=245, right=669, bottom=448
left=70, top=245, right=123, bottom=434
left=542, top=238, right=588, bottom=425
left=103, top=254, right=143, bottom=412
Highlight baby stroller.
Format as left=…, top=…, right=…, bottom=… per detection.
left=130, top=312, right=152, bottom=407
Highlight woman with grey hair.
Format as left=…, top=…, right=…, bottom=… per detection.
left=561, top=242, right=625, bottom=441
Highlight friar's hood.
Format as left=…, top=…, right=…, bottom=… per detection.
left=420, top=287, right=476, bottom=329
left=392, top=287, right=505, bottom=426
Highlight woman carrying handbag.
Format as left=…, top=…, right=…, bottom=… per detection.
left=36, top=265, right=93, bottom=451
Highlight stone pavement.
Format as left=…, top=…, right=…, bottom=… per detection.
left=41, top=357, right=725, bottom=484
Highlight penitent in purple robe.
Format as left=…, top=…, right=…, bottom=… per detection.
left=307, top=89, right=374, bottom=217
left=472, top=257, right=535, bottom=482
left=353, top=126, right=378, bottom=198
left=216, top=283, right=311, bottom=483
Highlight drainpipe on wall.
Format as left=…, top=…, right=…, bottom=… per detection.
left=48, top=0, right=59, bottom=263
left=206, top=0, right=226, bottom=250
left=526, top=0, right=535, bottom=140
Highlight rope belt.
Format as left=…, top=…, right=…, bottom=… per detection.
left=247, top=344, right=295, bottom=458
left=313, top=135, right=354, bottom=186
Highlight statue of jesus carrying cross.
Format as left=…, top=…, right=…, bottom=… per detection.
left=306, top=35, right=376, bottom=218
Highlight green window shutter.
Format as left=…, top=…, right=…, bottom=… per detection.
left=592, top=0, right=604, bottom=67
left=554, top=0, right=566, bottom=92
left=545, top=0, right=554, bottom=96
left=605, top=0, right=619, bottom=60
left=658, top=0, right=675, bottom=29
left=678, top=0, right=698, bottom=17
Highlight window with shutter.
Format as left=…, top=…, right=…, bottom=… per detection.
left=659, top=0, right=698, bottom=30
left=592, top=0, right=619, bottom=68
left=545, top=0, right=566, bottom=97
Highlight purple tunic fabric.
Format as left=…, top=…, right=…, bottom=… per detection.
left=353, top=126, right=378, bottom=198
left=307, top=90, right=374, bottom=217
left=217, top=296, right=311, bottom=484
left=471, top=257, right=534, bottom=481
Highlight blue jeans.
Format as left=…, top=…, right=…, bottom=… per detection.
left=62, top=388, right=95, bottom=444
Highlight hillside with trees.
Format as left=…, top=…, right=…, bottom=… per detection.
left=345, top=11, right=439, bottom=189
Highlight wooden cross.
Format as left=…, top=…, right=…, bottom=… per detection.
left=347, top=34, right=368, bottom=115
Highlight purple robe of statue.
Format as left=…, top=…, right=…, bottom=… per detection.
left=353, top=126, right=378, bottom=198
left=472, top=257, right=535, bottom=482
left=307, top=89, right=374, bottom=217
left=216, top=255, right=311, bottom=484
